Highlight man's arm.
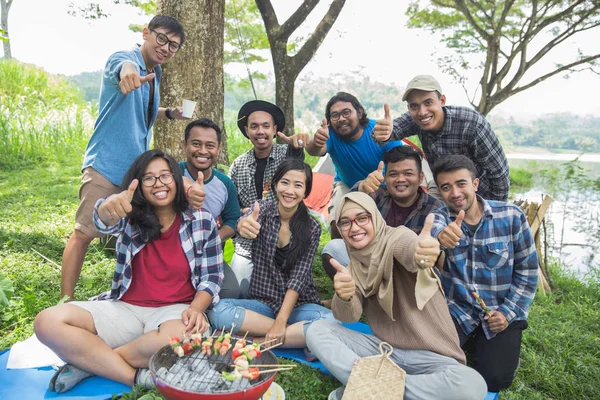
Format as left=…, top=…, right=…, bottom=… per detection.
left=496, top=209, right=539, bottom=324
left=217, top=176, right=243, bottom=241
left=471, top=117, right=510, bottom=201
left=391, top=112, right=416, bottom=140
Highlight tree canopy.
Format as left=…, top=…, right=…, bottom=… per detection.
left=407, top=0, right=600, bottom=115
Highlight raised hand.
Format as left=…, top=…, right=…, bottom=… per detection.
left=98, top=179, right=138, bottom=224
left=119, top=63, right=155, bottom=95
left=277, top=131, right=310, bottom=149
left=238, top=202, right=261, bottom=239
left=359, top=161, right=384, bottom=193
left=414, top=214, right=441, bottom=269
left=169, top=106, right=187, bottom=120
left=438, top=210, right=465, bottom=249
left=312, top=118, right=330, bottom=148
left=331, top=258, right=355, bottom=301
left=186, top=175, right=206, bottom=210
left=373, top=104, right=393, bottom=142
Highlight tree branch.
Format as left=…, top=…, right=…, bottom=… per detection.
left=507, top=54, right=600, bottom=98
left=292, top=0, right=346, bottom=75
left=280, top=0, right=319, bottom=40
left=255, top=0, right=280, bottom=39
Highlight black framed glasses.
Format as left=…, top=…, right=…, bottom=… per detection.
left=141, top=173, right=174, bottom=187
left=151, top=29, right=181, bottom=53
left=330, top=108, right=354, bottom=122
left=338, top=213, right=372, bottom=232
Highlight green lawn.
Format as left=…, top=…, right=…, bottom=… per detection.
left=1, top=153, right=599, bottom=399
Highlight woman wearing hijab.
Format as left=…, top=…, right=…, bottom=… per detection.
left=306, top=192, right=486, bottom=400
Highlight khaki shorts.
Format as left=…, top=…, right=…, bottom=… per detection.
left=75, top=167, right=121, bottom=238
left=71, top=300, right=190, bottom=349
left=328, top=180, right=351, bottom=222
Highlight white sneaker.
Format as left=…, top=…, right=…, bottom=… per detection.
left=328, top=386, right=345, bottom=400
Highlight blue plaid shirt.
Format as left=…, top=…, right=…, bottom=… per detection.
left=430, top=197, right=538, bottom=339
left=93, top=200, right=224, bottom=305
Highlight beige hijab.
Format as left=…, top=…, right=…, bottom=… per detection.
left=335, top=192, right=440, bottom=320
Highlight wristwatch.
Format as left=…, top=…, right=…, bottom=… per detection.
left=165, top=108, right=174, bottom=120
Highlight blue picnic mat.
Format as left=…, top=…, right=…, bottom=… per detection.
left=272, top=321, right=499, bottom=400
left=0, top=349, right=130, bottom=400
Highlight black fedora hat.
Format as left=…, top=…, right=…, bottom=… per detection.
left=237, top=100, right=285, bottom=138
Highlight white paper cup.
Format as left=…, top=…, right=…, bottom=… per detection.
left=182, top=99, right=197, bottom=118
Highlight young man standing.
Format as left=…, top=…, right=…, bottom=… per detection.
left=306, top=92, right=402, bottom=224
left=179, top=118, right=242, bottom=298
left=228, top=100, right=307, bottom=297
left=321, top=146, right=442, bottom=278
left=378, top=75, right=510, bottom=201
left=60, top=15, right=192, bottom=301
left=430, top=155, right=538, bottom=392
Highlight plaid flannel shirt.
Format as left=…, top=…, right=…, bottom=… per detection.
left=350, top=184, right=443, bottom=234
left=228, top=143, right=303, bottom=258
left=93, top=200, right=224, bottom=305
left=392, top=106, right=510, bottom=201
left=246, top=200, right=322, bottom=314
left=430, top=196, right=539, bottom=339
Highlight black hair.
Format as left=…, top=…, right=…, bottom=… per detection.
left=121, top=149, right=188, bottom=242
left=184, top=118, right=222, bottom=144
left=431, top=155, right=478, bottom=184
left=270, top=158, right=314, bottom=270
left=148, top=15, right=185, bottom=46
left=325, top=92, right=369, bottom=127
left=382, top=145, right=423, bottom=174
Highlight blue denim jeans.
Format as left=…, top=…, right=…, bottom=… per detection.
left=208, top=299, right=338, bottom=335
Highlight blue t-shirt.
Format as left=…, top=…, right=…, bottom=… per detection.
left=82, top=46, right=162, bottom=186
left=326, top=119, right=403, bottom=187
left=179, top=162, right=241, bottom=231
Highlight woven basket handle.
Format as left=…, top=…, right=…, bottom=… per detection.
left=378, top=342, right=393, bottom=357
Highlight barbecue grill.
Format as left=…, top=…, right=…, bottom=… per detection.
left=149, top=343, right=279, bottom=400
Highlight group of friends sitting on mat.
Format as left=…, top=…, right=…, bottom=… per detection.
left=33, top=15, right=538, bottom=400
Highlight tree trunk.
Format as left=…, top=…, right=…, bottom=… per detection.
left=0, top=0, right=13, bottom=59
left=274, top=61, right=297, bottom=136
left=154, top=0, right=227, bottom=164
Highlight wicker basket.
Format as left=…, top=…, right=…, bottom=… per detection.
left=342, top=342, right=406, bottom=400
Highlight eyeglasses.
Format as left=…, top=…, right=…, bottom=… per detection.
left=330, top=108, right=353, bottom=122
left=141, top=173, right=174, bottom=187
left=151, top=29, right=181, bottom=53
left=338, top=213, right=372, bottom=231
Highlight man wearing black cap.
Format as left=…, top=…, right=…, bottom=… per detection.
left=376, top=75, right=510, bottom=202
left=228, top=100, right=308, bottom=298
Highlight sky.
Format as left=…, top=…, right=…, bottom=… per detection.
left=5, top=0, right=600, bottom=118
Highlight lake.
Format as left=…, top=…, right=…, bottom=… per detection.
left=508, top=152, right=600, bottom=280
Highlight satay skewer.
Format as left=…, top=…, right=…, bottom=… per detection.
left=256, top=366, right=296, bottom=374
left=261, top=342, right=283, bottom=352
left=230, top=364, right=294, bottom=368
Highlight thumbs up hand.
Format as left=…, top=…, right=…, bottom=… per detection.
left=98, top=179, right=138, bottom=224
left=414, top=214, right=441, bottom=269
left=184, top=175, right=206, bottom=210
left=331, top=258, right=355, bottom=301
left=437, top=210, right=465, bottom=249
left=238, top=202, right=261, bottom=239
left=119, top=62, right=155, bottom=95
left=373, top=104, right=393, bottom=142
left=312, top=118, right=330, bottom=148
left=359, top=161, right=385, bottom=193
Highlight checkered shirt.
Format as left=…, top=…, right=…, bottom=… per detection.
left=430, top=196, right=539, bottom=339
left=246, top=200, right=322, bottom=314
left=228, top=143, right=303, bottom=257
left=392, top=106, right=510, bottom=201
left=93, top=200, right=224, bottom=305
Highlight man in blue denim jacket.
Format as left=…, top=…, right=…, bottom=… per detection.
left=428, top=154, right=538, bottom=393
left=60, top=15, right=189, bottom=301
